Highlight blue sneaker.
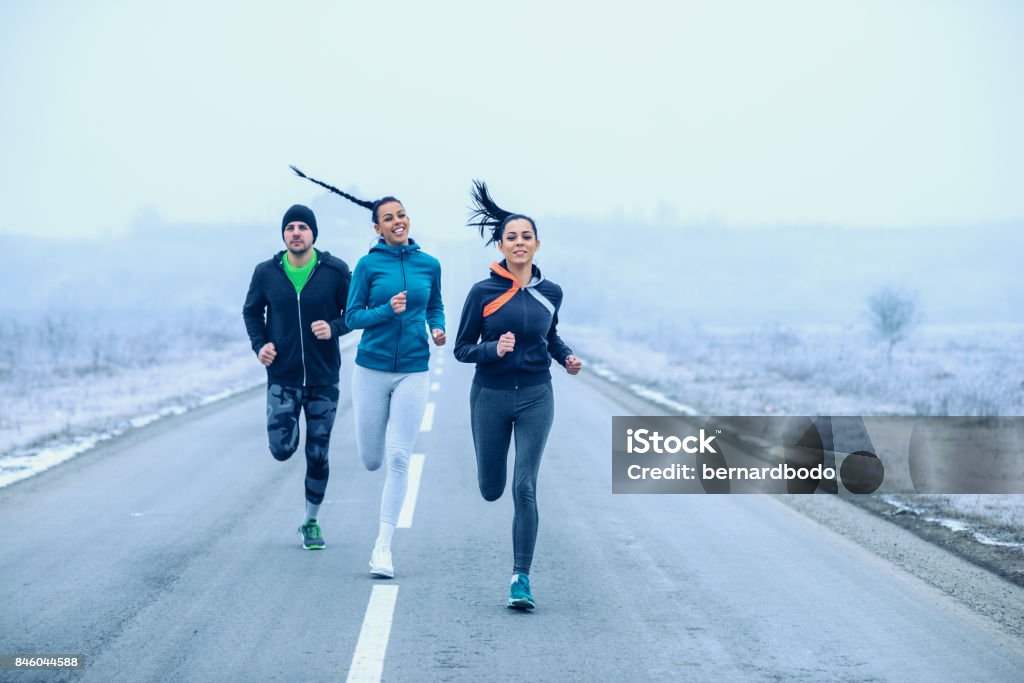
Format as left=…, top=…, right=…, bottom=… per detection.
left=299, top=519, right=325, bottom=550
left=507, top=573, right=535, bottom=610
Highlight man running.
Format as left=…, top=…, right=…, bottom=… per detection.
left=243, top=204, right=352, bottom=549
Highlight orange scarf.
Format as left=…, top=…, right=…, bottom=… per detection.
left=483, top=261, right=521, bottom=317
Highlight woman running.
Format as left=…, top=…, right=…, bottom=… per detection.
left=292, top=166, right=445, bottom=578
left=454, top=181, right=583, bottom=609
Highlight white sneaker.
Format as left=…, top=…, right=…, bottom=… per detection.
left=369, top=544, right=394, bottom=578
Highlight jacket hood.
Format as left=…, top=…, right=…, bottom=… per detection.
left=272, top=248, right=347, bottom=273
left=369, top=238, right=421, bottom=257
left=489, top=260, right=545, bottom=288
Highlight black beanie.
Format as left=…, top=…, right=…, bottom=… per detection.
left=281, top=204, right=318, bottom=242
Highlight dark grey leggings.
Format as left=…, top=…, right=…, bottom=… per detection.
left=266, top=383, right=339, bottom=506
left=470, top=381, right=554, bottom=575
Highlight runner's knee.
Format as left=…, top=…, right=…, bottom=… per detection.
left=270, top=442, right=297, bottom=461
left=480, top=481, right=504, bottom=502
left=386, top=448, right=410, bottom=474
left=513, top=478, right=537, bottom=505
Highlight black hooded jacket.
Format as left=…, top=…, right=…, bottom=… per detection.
left=454, top=261, right=573, bottom=389
left=242, top=249, right=352, bottom=386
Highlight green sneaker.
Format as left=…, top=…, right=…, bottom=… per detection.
left=299, top=519, right=325, bottom=550
left=507, top=573, right=535, bottom=610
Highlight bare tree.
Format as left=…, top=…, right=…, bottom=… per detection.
left=867, top=287, right=918, bottom=364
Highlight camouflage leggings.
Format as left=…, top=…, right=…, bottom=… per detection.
left=266, top=383, right=340, bottom=505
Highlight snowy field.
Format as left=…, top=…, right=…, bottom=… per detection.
left=0, top=311, right=265, bottom=487
left=561, top=322, right=1024, bottom=418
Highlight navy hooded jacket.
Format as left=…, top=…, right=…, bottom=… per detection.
left=454, top=261, right=573, bottom=389
left=242, top=249, right=352, bottom=386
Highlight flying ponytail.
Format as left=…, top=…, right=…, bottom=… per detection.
left=468, top=180, right=537, bottom=246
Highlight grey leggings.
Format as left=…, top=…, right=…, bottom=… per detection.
left=351, top=364, right=430, bottom=526
left=470, top=381, right=554, bottom=575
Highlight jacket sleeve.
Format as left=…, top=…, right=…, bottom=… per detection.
left=546, top=309, right=573, bottom=366
left=454, top=287, right=499, bottom=363
left=426, top=261, right=445, bottom=332
left=328, top=261, right=353, bottom=338
left=344, top=260, right=396, bottom=329
left=546, top=286, right=573, bottom=365
left=242, top=267, right=269, bottom=354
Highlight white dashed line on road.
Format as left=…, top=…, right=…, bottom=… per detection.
left=420, top=403, right=435, bottom=432
left=346, top=585, right=399, bottom=683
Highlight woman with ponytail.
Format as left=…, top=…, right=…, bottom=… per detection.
left=292, top=166, right=445, bottom=578
left=454, top=181, right=583, bottom=610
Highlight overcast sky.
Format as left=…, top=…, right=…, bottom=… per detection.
left=1, top=0, right=1022, bottom=238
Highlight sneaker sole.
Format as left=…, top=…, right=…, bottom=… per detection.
left=369, top=562, right=394, bottom=578
left=507, top=598, right=536, bottom=610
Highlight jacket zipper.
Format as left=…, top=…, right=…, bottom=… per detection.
left=394, top=251, right=408, bottom=372
left=516, top=288, right=528, bottom=389
left=297, top=261, right=320, bottom=387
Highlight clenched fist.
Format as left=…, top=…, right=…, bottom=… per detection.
left=258, top=342, right=277, bottom=366
left=391, top=291, right=407, bottom=314
left=311, top=320, right=332, bottom=340
left=496, top=331, right=516, bottom=358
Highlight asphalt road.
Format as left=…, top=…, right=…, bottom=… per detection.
left=3, top=344, right=1024, bottom=682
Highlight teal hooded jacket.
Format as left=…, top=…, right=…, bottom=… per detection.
left=344, top=239, right=445, bottom=372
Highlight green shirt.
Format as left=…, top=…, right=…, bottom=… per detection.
left=282, top=250, right=318, bottom=293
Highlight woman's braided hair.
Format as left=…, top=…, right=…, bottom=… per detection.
left=290, top=165, right=400, bottom=224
